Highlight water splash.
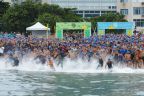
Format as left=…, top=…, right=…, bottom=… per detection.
left=0, top=57, right=144, bottom=73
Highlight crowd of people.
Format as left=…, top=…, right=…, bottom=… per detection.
left=0, top=31, right=144, bottom=70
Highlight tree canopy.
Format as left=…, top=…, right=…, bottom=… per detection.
left=0, top=0, right=10, bottom=17
left=1, top=0, right=82, bottom=33
left=0, top=0, right=10, bottom=31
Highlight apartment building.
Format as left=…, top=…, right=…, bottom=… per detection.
left=117, top=0, right=144, bottom=31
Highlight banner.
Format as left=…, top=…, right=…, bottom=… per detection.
left=97, top=22, right=135, bottom=36
left=56, top=22, right=91, bottom=39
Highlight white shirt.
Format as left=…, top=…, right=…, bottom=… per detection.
left=0, top=47, right=4, bottom=54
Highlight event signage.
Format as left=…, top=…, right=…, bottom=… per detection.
left=56, top=22, right=91, bottom=39
left=97, top=22, right=135, bottom=36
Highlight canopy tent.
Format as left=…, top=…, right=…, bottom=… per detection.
left=26, top=22, right=50, bottom=31
left=26, top=22, right=50, bottom=38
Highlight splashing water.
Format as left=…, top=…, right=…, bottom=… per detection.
left=0, top=57, right=144, bottom=74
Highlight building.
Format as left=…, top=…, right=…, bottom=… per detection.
left=117, top=0, right=144, bottom=31
left=43, top=0, right=117, bottom=18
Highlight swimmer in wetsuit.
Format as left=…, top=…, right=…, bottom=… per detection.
left=34, top=55, right=46, bottom=65
left=13, top=57, right=19, bottom=67
left=9, top=55, right=19, bottom=67
left=106, top=59, right=113, bottom=69
left=97, top=57, right=103, bottom=69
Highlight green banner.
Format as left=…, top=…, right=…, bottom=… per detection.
left=56, top=22, right=91, bottom=39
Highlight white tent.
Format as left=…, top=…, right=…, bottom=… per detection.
left=26, top=22, right=50, bottom=38
left=26, top=22, right=50, bottom=31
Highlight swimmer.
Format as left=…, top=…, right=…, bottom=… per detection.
left=97, top=57, right=103, bottom=69
left=34, top=55, right=46, bottom=65
left=106, top=59, right=113, bottom=69
left=48, top=57, right=55, bottom=71
left=9, top=54, right=19, bottom=67
left=12, top=56, right=19, bottom=67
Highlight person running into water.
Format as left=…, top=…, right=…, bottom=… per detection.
left=97, top=56, right=104, bottom=69
left=106, top=59, right=113, bottom=69
left=13, top=56, right=19, bottom=67
left=57, top=45, right=67, bottom=68
left=8, top=54, right=19, bottom=67
left=48, top=57, right=55, bottom=71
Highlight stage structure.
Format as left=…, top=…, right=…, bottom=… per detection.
left=56, top=22, right=91, bottom=39
left=97, top=22, right=135, bottom=36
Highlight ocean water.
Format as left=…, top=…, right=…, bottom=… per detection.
left=1, top=71, right=144, bottom=96
left=0, top=58, right=144, bottom=96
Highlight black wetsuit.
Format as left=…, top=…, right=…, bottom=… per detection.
left=58, top=51, right=65, bottom=68
left=98, top=58, right=103, bottom=67
left=12, top=57, right=19, bottom=67
left=107, top=61, right=113, bottom=69
left=35, top=55, right=46, bottom=64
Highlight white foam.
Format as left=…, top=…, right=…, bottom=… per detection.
left=0, top=57, right=144, bottom=74
left=90, top=81, right=101, bottom=83
left=82, top=95, right=99, bottom=96
left=136, top=91, right=144, bottom=95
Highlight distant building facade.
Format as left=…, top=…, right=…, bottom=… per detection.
left=43, top=0, right=117, bottom=18
left=117, top=0, right=144, bottom=31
